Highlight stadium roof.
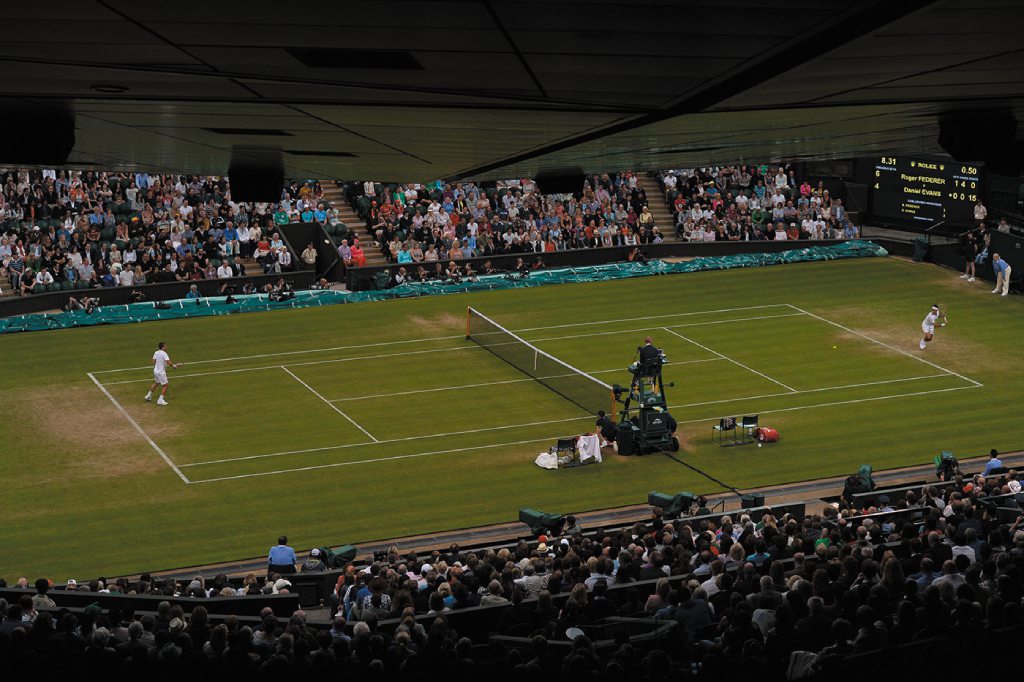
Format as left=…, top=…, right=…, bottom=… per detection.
left=2, top=0, right=1023, bottom=181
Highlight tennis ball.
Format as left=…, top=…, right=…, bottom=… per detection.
left=832, top=345, right=837, bottom=349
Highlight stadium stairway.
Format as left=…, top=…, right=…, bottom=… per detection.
left=635, top=174, right=679, bottom=241
left=321, top=183, right=388, bottom=266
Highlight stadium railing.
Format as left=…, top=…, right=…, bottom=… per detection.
left=490, top=618, right=679, bottom=654
left=847, top=480, right=960, bottom=508
left=0, top=269, right=317, bottom=318
left=140, top=502, right=808, bottom=610
left=343, top=239, right=849, bottom=290
left=370, top=555, right=801, bottom=643
left=0, top=586, right=300, bottom=617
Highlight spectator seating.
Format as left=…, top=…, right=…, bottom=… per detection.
left=0, top=170, right=337, bottom=298
left=653, top=164, right=858, bottom=243
left=1, top=453, right=1022, bottom=677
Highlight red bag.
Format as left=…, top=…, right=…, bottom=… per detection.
left=755, top=427, right=779, bottom=443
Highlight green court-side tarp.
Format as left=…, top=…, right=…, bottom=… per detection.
left=0, top=241, right=887, bottom=334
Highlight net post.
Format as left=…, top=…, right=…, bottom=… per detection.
left=465, top=306, right=472, bottom=339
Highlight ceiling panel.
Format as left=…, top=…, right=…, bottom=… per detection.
left=0, top=0, right=1020, bottom=183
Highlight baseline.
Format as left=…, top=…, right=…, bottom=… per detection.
left=784, top=304, right=983, bottom=387
left=87, top=372, right=191, bottom=484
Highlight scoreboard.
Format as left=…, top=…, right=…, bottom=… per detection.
left=870, top=156, right=982, bottom=224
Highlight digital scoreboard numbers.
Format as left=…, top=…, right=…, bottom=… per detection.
left=870, top=156, right=982, bottom=224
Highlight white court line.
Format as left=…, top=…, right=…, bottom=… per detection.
left=96, top=314, right=769, bottom=387
left=180, top=411, right=597, bottom=468
left=184, top=372, right=957, bottom=470
left=91, top=333, right=467, bottom=374
left=326, top=360, right=724, bottom=402
left=186, top=383, right=982, bottom=484
left=87, top=372, right=191, bottom=484
left=662, top=327, right=799, bottom=393
left=187, top=436, right=573, bottom=485
left=667, top=373, right=953, bottom=411
left=672, top=384, right=981, bottom=428
left=90, top=303, right=792, bottom=375
left=99, top=345, right=482, bottom=385
left=527, top=313, right=805, bottom=343
left=784, top=304, right=984, bottom=388
left=514, top=304, right=791, bottom=333
left=280, top=367, right=379, bottom=442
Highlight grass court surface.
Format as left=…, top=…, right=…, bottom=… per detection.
left=3, top=256, right=1021, bottom=579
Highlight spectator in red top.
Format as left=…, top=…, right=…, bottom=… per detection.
left=350, top=241, right=366, bottom=267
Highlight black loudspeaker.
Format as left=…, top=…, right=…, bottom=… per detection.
left=535, top=169, right=586, bottom=195
left=741, top=493, right=765, bottom=509
left=616, top=424, right=637, bottom=456
left=0, top=107, right=75, bottom=165
left=229, top=148, right=285, bottom=202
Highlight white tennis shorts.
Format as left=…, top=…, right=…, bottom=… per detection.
left=153, top=371, right=168, bottom=386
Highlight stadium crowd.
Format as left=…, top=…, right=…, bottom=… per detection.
left=344, top=163, right=855, bottom=277
left=0, top=170, right=347, bottom=296
left=2, top=463, right=1022, bottom=679
left=349, top=172, right=667, bottom=268
left=656, top=164, right=860, bottom=242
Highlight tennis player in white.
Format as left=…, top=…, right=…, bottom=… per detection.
left=145, top=341, right=180, bottom=405
left=919, top=305, right=947, bottom=350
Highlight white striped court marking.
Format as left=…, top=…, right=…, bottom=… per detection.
left=87, top=372, right=191, bottom=484
left=98, top=345, right=482, bottom=385
left=672, top=384, right=981, bottom=428
left=90, top=303, right=792, bottom=375
left=664, top=373, right=953, bottom=411
left=187, top=436, right=578, bottom=485
left=186, top=383, right=981, bottom=484
left=784, top=304, right=983, bottom=388
left=180, top=412, right=600, bottom=468
left=95, top=313, right=778, bottom=387
left=280, top=367, right=379, bottom=442
left=526, top=313, right=805, bottom=343
left=662, top=327, right=799, bottom=393
left=183, top=372, right=959, bottom=471
left=325, top=360, right=725, bottom=403
left=513, top=304, right=792, bottom=333
left=90, top=333, right=468, bottom=374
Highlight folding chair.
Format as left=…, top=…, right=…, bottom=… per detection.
left=712, top=417, right=738, bottom=446
left=740, top=415, right=759, bottom=443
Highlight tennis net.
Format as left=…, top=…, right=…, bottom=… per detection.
left=466, top=307, right=613, bottom=416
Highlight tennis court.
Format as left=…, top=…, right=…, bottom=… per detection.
left=89, top=302, right=981, bottom=486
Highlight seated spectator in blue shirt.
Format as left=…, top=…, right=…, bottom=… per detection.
left=268, top=535, right=298, bottom=577
left=983, top=449, right=1004, bottom=476
left=301, top=208, right=314, bottom=223
left=314, top=207, right=327, bottom=223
